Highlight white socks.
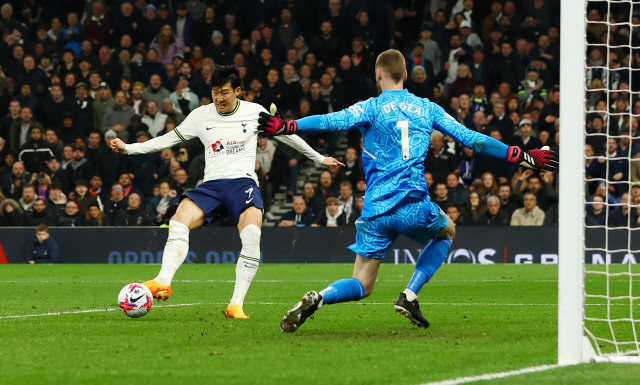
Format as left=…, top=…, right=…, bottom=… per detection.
left=230, top=224, right=261, bottom=306
left=155, top=220, right=190, bottom=285
left=403, top=288, right=418, bottom=302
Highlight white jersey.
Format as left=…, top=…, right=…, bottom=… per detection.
left=124, top=100, right=325, bottom=184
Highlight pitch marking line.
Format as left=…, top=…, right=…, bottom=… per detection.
left=418, top=364, right=563, bottom=385
left=0, top=302, right=211, bottom=319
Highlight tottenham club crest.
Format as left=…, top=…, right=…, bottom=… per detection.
left=212, top=139, right=224, bottom=152
left=242, top=122, right=247, bottom=133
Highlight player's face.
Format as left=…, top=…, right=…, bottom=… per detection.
left=211, top=83, right=241, bottom=114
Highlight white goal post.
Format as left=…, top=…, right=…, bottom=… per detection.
left=559, top=0, right=640, bottom=365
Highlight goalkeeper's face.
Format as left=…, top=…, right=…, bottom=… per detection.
left=212, top=83, right=241, bottom=114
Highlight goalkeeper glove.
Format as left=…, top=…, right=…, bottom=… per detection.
left=506, top=145, right=559, bottom=172
left=257, top=104, right=298, bottom=137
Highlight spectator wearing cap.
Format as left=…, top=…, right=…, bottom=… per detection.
left=139, top=4, right=162, bottom=45
left=23, top=198, right=57, bottom=226
left=512, top=119, right=542, bottom=151
left=98, top=129, right=121, bottom=189
left=204, top=30, right=230, bottom=68
left=518, top=65, right=547, bottom=110
left=71, top=179, right=98, bottom=216
left=459, top=20, right=483, bottom=51
left=30, top=24, right=56, bottom=57
left=143, top=75, right=171, bottom=107
left=18, top=127, right=53, bottom=174
left=44, top=180, right=66, bottom=218
left=93, top=82, right=115, bottom=129
left=9, top=106, right=42, bottom=153
left=156, top=2, right=172, bottom=24
left=101, top=90, right=135, bottom=142
left=128, top=81, right=149, bottom=115
left=150, top=24, right=183, bottom=66
left=46, top=155, right=68, bottom=191
left=16, top=55, right=47, bottom=89
left=40, top=84, right=74, bottom=131
left=83, top=1, right=112, bottom=52
left=71, top=82, right=95, bottom=136
left=115, top=193, right=152, bottom=226
left=65, top=145, right=94, bottom=187
left=142, top=100, right=168, bottom=138
left=169, top=75, right=198, bottom=115
left=172, top=2, right=194, bottom=49
left=121, top=131, right=163, bottom=198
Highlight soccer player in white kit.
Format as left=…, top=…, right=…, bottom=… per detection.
left=110, top=66, right=343, bottom=318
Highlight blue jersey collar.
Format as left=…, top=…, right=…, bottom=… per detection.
left=381, top=89, right=408, bottom=95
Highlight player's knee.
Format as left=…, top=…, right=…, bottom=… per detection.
left=438, top=221, right=456, bottom=239
left=240, top=224, right=261, bottom=244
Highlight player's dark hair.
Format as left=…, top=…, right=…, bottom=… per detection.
left=210, top=65, right=241, bottom=90
left=375, top=49, right=406, bottom=83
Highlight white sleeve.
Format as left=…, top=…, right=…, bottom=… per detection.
left=125, top=109, right=200, bottom=155
left=124, top=130, right=183, bottom=154
left=274, top=134, right=325, bottom=164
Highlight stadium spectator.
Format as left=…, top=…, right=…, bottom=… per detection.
left=279, top=196, right=315, bottom=227
left=446, top=172, right=469, bottom=206
left=143, top=75, right=171, bottom=107
left=71, top=179, right=97, bottom=216
left=513, top=119, right=542, bottom=151
left=150, top=24, right=183, bottom=66
left=511, top=192, right=545, bottom=226
left=85, top=200, right=109, bottom=226
left=93, top=82, right=115, bottom=129
left=34, top=172, right=50, bottom=199
left=446, top=204, right=463, bottom=226
left=44, top=129, right=63, bottom=157
left=65, top=146, right=94, bottom=186
left=23, top=198, right=56, bottom=226
left=462, top=191, right=486, bottom=226
left=84, top=1, right=112, bottom=52
left=0, top=100, right=21, bottom=141
left=405, top=66, right=433, bottom=100
left=433, top=183, right=450, bottom=211
left=480, top=196, right=510, bottom=226
left=449, top=64, right=476, bottom=99
left=606, top=138, right=629, bottom=196
left=58, top=200, right=84, bottom=227
left=608, top=193, right=636, bottom=228
left=22, top=224, right=59, bottom=264
left=129, top=82, right=148, bottom=115
left=170, top=75, right=199, bottom=115
left=115, top=193, right=151, bottom=226
left=487, top=102, right=513, bottom=144
left=340, top=147, right=363, bottom=186
left=104, top=182, right=127, bottom=224
left=425, top=132, right=457, bottom=185
left=476, top=172, right=499, bottom=203
left=0, top=197, right=23, bottom=226
left=312, top=196, right=350, bottom=227
left=9, top=106, right=42, bottom=153
left=102, top=90, right=136, bottom=143
left=18, top=127, right=53, bottom=174
left=337, top=181, right=357, bottom=225
left=148, top=181, right=179, bottom=225
left=19, top=182, right=36, bottom=211
left=1, top=160, right=29, bottom=199
left=141, top=101, right=167, bottom=138
left=301, top=182, right=323, bottom=217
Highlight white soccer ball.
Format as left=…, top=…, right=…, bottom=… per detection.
left=118, top=283, right=153, bottom=318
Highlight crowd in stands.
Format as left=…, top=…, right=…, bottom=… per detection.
left=0, top=0, right=638, bottom=228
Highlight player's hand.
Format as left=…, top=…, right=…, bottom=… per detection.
left=321, top=157, right=345, bottom=167
left=257, top=103, right=297, bottom=137
left=110, top=138, right=126, bottom=153
left=507, top=145, right=558, bottom=172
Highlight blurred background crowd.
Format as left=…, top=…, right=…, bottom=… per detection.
left=0, top=0, right=638, bottom=229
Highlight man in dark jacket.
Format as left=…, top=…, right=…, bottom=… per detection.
left=278, top=197, right=315, bottom=227
left=115, top=193, right=152, bottom=226
left=480, top=196, right=510, bottom=225
left=498, top=183, right=520, bottom=216
left=424, top=132, right=457, bottom=184
left=70, top=82, right=95, bottom=137
left=40, top=84, right=74, bottom=131
left=18, top=127, right=54, bottom=173
left=58, top=200, right=85, bottom=226
left=66, top=146, right=95, bottom=186
left=23, top=198, right=57, bottom=226
left=104, top=182, right=127, bottom=224
left=22, top=224, right=60, bottom=264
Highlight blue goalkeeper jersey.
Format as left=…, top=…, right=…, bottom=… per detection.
left=295, top=89, right=509, bottom=218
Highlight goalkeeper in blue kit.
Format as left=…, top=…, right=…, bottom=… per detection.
left=258, top=49, right=558, bottom=332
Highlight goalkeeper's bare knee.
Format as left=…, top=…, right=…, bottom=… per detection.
left=438, top=218, right=456, bottom=239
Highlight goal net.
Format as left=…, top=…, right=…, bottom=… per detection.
left=560, top=0, right=640, bottom=365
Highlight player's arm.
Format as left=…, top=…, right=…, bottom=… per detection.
left=110, top=112, right=198, bottom=154
left=273, top=135, right=345, bottom=167
left=258, top=101, right=372, bottom=137
left=430, top=103, right=558, bottom=172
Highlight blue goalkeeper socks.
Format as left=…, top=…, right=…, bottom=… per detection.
left=406, top=238, right=453, bottom=295
left=319, top=278, right=365, bottom=306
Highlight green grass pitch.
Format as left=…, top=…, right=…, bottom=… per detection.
left=2, top=264, right=640, bottom=384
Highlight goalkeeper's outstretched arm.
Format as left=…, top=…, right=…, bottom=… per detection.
left=432, top=104, right=558, bottom=172
left=110, top=130, right=184, bottom=155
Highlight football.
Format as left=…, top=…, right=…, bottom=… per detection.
left=118, top=283, right=153, bottom=318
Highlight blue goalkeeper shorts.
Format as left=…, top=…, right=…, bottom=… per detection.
left=348, top=197, right=449, bottom=259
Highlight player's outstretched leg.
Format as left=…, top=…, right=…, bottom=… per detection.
left=280, top=278, right=365, bottom=332
left=225, top=224, right=261, bottom=319
left=397, top=229, right=454, bottom=328
left=144, top=219, right=191, bottom=301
